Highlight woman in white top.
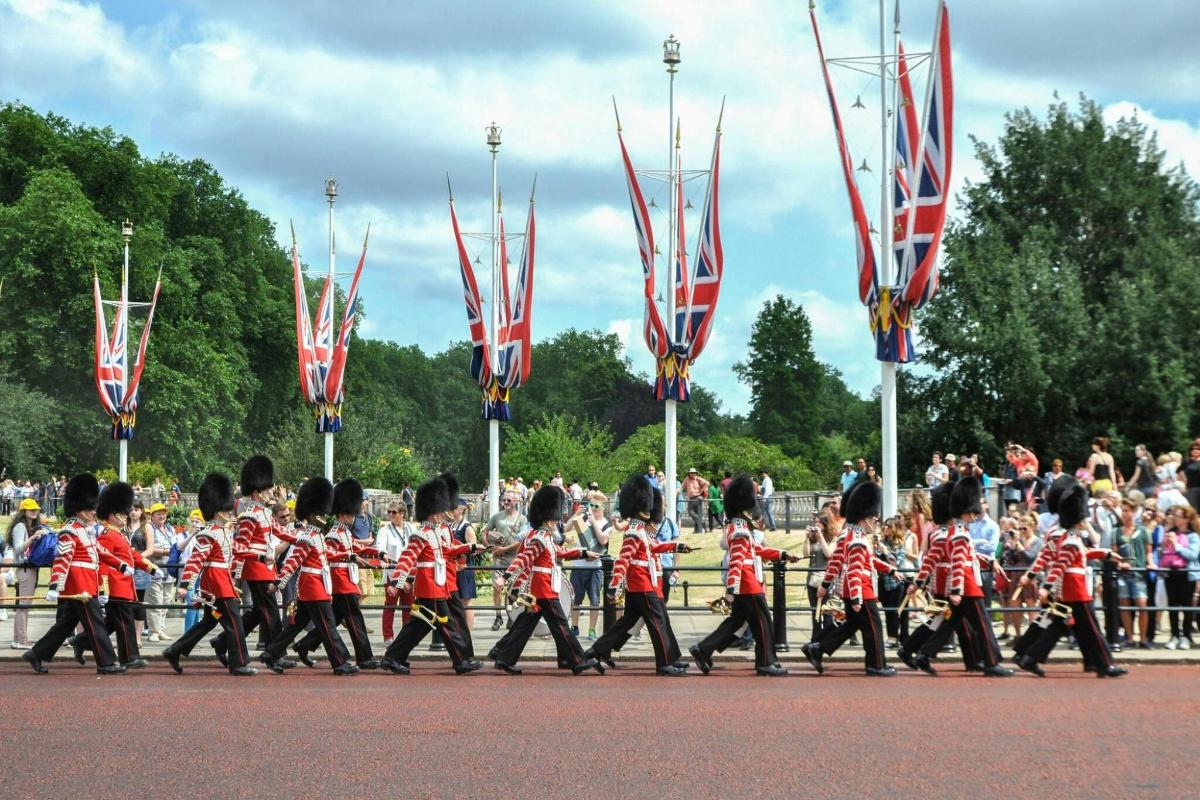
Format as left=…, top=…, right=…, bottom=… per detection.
left=6, top=499, right=46, bottom=647
left=377, top=503, right=417, bottom=646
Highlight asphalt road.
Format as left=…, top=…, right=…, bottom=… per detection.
left=2, top=662, right=1195, bottom=799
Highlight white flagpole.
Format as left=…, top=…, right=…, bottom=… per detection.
left=879, top=0, right=898, bottom=517
left=663, top=35, right=680, bottom=524
left=325, top=178, right=337, bottom=482
left=487, top=122, right=502, bottom=519
left=119, top=219, right=132, bottom=482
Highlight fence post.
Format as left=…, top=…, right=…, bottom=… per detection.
left=772, top=558, right=789, bottom=651
left=1101, top=560, right=1120, bottom=646
left=682, top=579, right=690, bottom=608
left=601, top=555, right=616, bottom=633
left=784, top=495, right=792, bottom=533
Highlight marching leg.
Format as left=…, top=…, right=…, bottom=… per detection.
left=692, top=602, right=749, bottom=674
left=859, top=600, right=892, bottom=674
left=217, top=597, right=253, bottom=674
left=1072, top=601, right=1124, bottom=677
left=444, top=593, right=474, bottom=660
left=490, top=605, right=542, bottom=672
left=382, top=599, right=439, bottom=673
left=745, top=594, right=783, bottom=674
left=539, top=596, right=597, bottom=674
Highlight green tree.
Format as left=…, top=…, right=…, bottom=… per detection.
left=911, top=96, right=1200, bottom=476
left=734, top=295, right=826, bottom=456
left=360, top=443, right=429, bottom=492
left=500, top=414, right=615, bottom=488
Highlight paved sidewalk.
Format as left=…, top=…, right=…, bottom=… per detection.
left=3, top=601, right=1195, bottom=666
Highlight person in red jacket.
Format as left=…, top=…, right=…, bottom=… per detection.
left=1021, top=478, right=1128, bottom=677
left=263, top=477, right=357, bottom=675
left=897, top=479, right=981, bottom=671
left=212, top=455, right=295, bottom=668
left=584, top=474, right=696, bottom=676
left=381, top=476, right=486, bottom=674
left=490, top=485, right=604, bottom=675
left=1010, top=475, right=1073, bottom=667
left=69, top=481, right=158, bottom=669
left=162, top=473, right=256, bottom=676
left=288, top=478, right=382, bottom=670
left=907, top=478, right=1013, bottom=677
left=801, top=480, right=897, bottom=676
left=692, top=476, right=798, bottom=677
left=24, top=474, right=128, bottom=675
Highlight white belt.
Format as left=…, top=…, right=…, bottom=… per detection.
left=300, top=567, right=325, bottom=575
left=1066, top=568, right=1087, bottom=575
left=415, top=561, right=437, bottom=568
left=70, top=561, right=98, bottom=569
left=330, top=563, right=354, bottom=569
left=208, top=562, right=230, bottom=569
left=531, top=566, right=554, bottom=574
left=630, top=559, right=652, bottom=567
left=245, top=544, right=270, bottom=554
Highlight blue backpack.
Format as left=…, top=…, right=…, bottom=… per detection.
left=26, top=526, right=58, bottom=567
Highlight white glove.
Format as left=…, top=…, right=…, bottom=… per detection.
left=98, top=594, right=109, bottom=607
left=45, top=589, right=59, bottom=602
left=120, top=563, right=134, bottom=576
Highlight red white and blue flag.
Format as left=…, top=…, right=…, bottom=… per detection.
left=93, top=268, right=161, bottom=439
left=450, top=198, right=492, bottom=389
left=673, top=154, right=692, bottom=345
left=498, top=199, right=535, bottom=390
left=324, top=227, right=368, bottom=406
left=684, top=126, right=723, bottom=361
left=291, top=226, right=321, bottom=406
left=617, top=129, right=670, bottom=360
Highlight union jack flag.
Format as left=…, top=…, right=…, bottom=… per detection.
left=324, top=226, right=368, bottom=406
left=313, top=275, right=333, bottom=392
left=450, top=198, right=492, bottom=388
left=673, top=155, right=692, bottom=345
left=498, top=199, right=535, bottom=390
left=617, top=128, right=669, bottom=360
left=291, top=226, right=321, bottom=406
left=684, top=128, right=723, bottom=361
left=897, top=1, right=952, bottom=310
left=498, top=200, right=513, bottom=347
left=93, top=268, right=161, bottom=439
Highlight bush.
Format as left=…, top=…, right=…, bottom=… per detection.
left=360, top=444, right=429, bottom=493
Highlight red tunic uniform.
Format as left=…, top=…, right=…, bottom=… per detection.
left=390, top=524, right=473, bottom=600
left=948, top=526, right=985, bottom=598
left=276, top=523, right=333, bottom=602
left=1045, top=533, right=1110, bottom=603
left=233, top=501, right=278, bottom=582
left=1028, top=525, right=1064, bottom=588
left=609, top=521, right=682, bottom=595
left=505, top=529, right=584, bottom=600
left=325, top=522, right=383, bottom=596
left=180, top=522, right=238, bottom=599
left=97, top=525, right=154, bottom=601
left=725, top=520, right=785, bottom=595
left=843, top=531, right=895, bottom=603
left=49, top=520, right=124, bottom=596
left=437, top=523, right=461, bottom=593
left=915, top=526, right=953, bottom=595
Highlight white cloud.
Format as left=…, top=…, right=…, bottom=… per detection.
left=1103, top=101, right=1200, bottom=179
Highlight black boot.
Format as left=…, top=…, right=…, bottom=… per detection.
left=801, top=643, right=824, bottom=675
left=162, top=647, right=183, bottom=674
left=22, top=650, right=47, bottom=674
left=69, top=634, right=86, bottom=665
left=689, top=644, right=713, bottom=675
left=209, top=636, right=228, bottom=668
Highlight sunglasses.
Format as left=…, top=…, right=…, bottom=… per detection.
left=588, top=503, right=604, bottom=509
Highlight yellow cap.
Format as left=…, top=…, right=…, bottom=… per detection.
left=286, top=499, right=296, bottom=510
left=18, top=498, right=40, bottom=512
left=189, top=509, right=204, bottom=521
left=148, top=502, right=169, bottom=514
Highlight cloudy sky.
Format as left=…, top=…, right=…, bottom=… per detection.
left=2, top=0, right=1197, bottom=415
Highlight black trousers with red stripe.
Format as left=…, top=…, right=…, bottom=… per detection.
left=1024, top=601, right=1113, bottom=671
left=265, top=599, right=349, bottom=668
left=492, top=594, right=586, bottom=667
left=590, top=592, right=679, bottom=667
left=917, top=596, right=1002, bottom=667
left=901, top=593, right=982, bottom=668
left=167, top=597, right=250, bottom=669
left=296, top=593, right=373, bottom=664
left=104, top=598, right=141, bottom=663
left=697, top=593, right=776, bottom=669
left=444, top=592, right=475, bottom=659
left=214, top=579, right=281, bottom=653
left=385, top=598, right=471, bottom=666
left=814, top=599, right=887, bottom=669
left=31, top=597, right=117, bottom=667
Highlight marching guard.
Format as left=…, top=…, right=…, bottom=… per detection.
left=691, top=476, right=798, bottom=677
left=381, top=476, right=484, bottom=674
left=897, top=478, right=982, bottom=671
left=489, top=485, right=604, bottom=675
left=585, top=474, right=695, bottom=675
left=436, top=474, right=477, bottom=660
left=24, top=474, right=128, bottom=674
left=212, top=455, right=295, bottom=669
left=1019, top=478, right=1128, bottom=678
left=70, top=481, right=158, bottom=669
left=162, top=473, right=257, bottom=676
left=1010, top=475, right=1071, bottom=667
left=904, top=478, right=1013, bottom=677
left=801, top=481, right=897, bottom=676
left=291, top=478, right=382, bottom=669
left=263, top=477, right=358, bottom=675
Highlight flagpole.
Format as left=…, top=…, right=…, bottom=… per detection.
left=325, top=177, right=337, bottom=482
left=487, top=122, right=502, bottom=519
left=119, top=219, right=132, bottom=483
left=663, top=34, right=680, bottom=524
left=878, top=0, right=898, bottom=518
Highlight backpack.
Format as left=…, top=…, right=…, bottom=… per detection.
left=26, top=525, right=58, bottom=567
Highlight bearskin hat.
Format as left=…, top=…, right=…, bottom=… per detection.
left=63, top=473, right=100, bottom=517
left=724, top=475, right=760, bottom=520
left=1046, top=475, right=1074, bottom=515
left=414, top=477, right=452, bottom=522
left=239, top=454, right=275, bottom=496
left=843, top=480, right=882, bottom=525
left=198, top=473, right=235, bottom=521
left=439, top=472, right=460, bottom=506
left=96, top=481, right=135, bottom=521
left=650, top=485, right=665, bottom=524
left=332, top=478, right=365, bottom=518
left=1056, top=479, right=1090, bottom=530
left=528, top=485, right=565, bottom=530
left=930, top=479, right=956, bottom=526
left=950, top=476, right=983, bottom=519
left=618, top=474, right=655, bottom=520
left=295, top=477, right=334, bottom=522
